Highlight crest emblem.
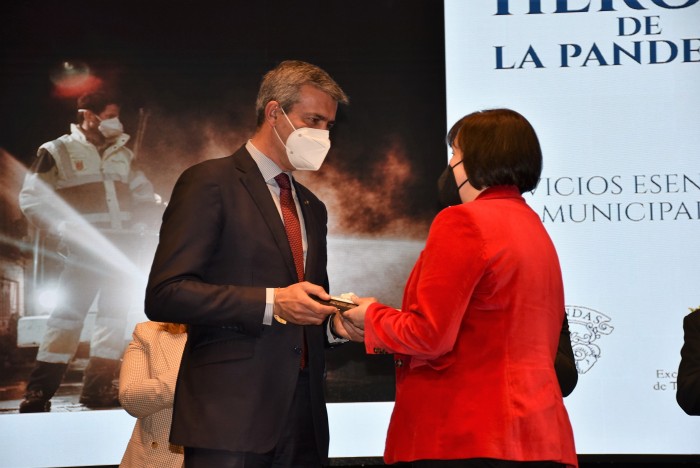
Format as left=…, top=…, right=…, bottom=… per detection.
left=566, top=305, right=614, bottom=374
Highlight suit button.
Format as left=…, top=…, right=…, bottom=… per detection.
left=373, top=347, right=386, bottom=354
left=151, top=441, right=158, bottom=449
left=293, top=345, right=303, bottom=355
left=394, top=359, right=403, bottom=368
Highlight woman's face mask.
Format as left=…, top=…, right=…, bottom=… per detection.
left=437, top=159, right=468, bottom=207
left=273, top=108, right=331, bottom=171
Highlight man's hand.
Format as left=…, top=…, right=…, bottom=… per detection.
left=273, top=282, right=337, bottom=325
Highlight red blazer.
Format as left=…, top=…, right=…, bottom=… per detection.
left=365, top=186, right=577, bottom=467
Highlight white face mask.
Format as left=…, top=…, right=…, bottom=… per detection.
left=98, top=116, right=124, bottom=139
left=273, top=108, right=331, bottom=171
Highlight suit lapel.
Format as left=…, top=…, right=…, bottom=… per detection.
left=235, top=148, right=299, bottom=282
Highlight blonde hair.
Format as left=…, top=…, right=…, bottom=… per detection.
left=160, top=322, right=188, bottom=335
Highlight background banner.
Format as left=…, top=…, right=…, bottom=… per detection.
left=445, top=0, right=700, bottom=455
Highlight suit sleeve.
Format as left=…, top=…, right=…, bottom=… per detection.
left=677, top=311, right=700, bottom=415
left=555, top=315, right=578, bottom=397
left=119, top=324, right=178, bottom=419
left=145, top=164, right=265, bottom=334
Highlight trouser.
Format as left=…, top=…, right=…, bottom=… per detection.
left=184, top=370, right=322, bottom=468
left=36, top=238, right=135, bottom=364
left=24, top=230, right=144, bottom=407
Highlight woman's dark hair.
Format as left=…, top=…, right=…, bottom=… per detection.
left=451, top=108, right=542, bottom=193
left=446, top=115, right=468, bottom=148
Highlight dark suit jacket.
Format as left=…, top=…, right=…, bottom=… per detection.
left=556, top=315, right=578, bottom=397
left=677, top=310, right=700, bottom=415
left=145, top=146, right=331, bottom=460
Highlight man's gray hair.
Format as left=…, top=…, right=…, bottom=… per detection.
left=255, top=60, right=349, bottom=127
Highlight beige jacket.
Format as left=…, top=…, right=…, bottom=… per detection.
left=119, top=321, right=186, bottom=468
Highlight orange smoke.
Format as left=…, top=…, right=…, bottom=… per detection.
left=298, top=141, right=431, bottom=238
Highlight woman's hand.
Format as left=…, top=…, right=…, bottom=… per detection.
left=331, top=312, right=364, bottom=342
left=341, top=294, right=378, bottom=331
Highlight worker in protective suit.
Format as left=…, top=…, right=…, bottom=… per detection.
left=18, top=91, right=158, bottom=412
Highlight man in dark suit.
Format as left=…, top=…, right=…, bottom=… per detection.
left=145, top=60, right=361, bottom=467
left=677, top=308, right=700, bottom=415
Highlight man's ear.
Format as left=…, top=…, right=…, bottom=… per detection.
left=265, top=101, right=279, bottom=125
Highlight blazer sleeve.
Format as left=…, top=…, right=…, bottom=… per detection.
left=145, top=162, right=265, bottom=334
left=555, top=315, right=578, bottom=397
left=119, top=324, right=179, bottom=419
left=677, top=311, right=700, bottom=415
left=364, top=209, right=487, bottom=361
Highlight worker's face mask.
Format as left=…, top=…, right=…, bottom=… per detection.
left=273, top=108, right=330, bottom=171
left=97, top=117, right=124, bottom=139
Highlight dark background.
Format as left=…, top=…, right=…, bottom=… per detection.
left=1, top=1, right=697, bottom=466
left=1, top=0, right=448, bottom=232
left=1, top=0, right=447, bottom=411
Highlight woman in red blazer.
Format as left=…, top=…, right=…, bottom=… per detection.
left=344, top=109, right=577, bottom=468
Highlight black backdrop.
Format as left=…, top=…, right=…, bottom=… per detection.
left=1, top=0, right=447, bottom=212
left=1, top=0, right=448, bottom=464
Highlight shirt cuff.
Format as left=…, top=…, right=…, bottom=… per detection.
left=263, top=288, right=274, bottom=326
left=326, top=315, right=349, bottom=344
